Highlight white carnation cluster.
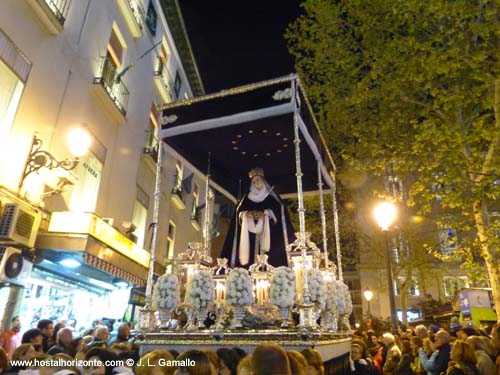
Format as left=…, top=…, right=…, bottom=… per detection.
left=152, top=273, right=179, bottom=310
left=270, top=266, right=296, bottom=308
left=324, top=277, right=339, bottom=314
left=336, top=280, right=353, bottom=316
left=188, top=271, right=214, bottom=308
left=307, top=269, right=326, bottom=309
left=225, top=268, right=253, bottom=306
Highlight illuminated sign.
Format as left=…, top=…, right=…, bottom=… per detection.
left=48, top=212, right=150, bottom=268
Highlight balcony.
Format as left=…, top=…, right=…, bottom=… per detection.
left=142, top=134, right=158, bottom=171
left=93, top=56, right=129, bottom=122
left=25, top=0, right=71, bottom=34
left=153, top=59, right=174, bottom=103
left=116, top=0, right=145, bottom=38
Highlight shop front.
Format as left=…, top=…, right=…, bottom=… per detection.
left=25, top=211, right=151, bottom=329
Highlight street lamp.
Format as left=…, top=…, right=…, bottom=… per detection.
left=18, top=128, right=91, bottom=192
left=364, top=288, right=373, bottom=316
left=374, top=201, right=398, bottom=332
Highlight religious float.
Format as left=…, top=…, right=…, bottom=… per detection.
left=134, top=75, right=353, bottom=371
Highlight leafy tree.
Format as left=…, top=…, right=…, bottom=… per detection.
left=286, top=0, right=500, bottom=317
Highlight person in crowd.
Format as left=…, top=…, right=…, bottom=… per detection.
left=0, top=347, right=7, bottom=374
left=418, top=330, right=451, bottom=375
left=52, top=322, right=66, bottom=342
left=38, top=354, right=79, bottom=375
left=409, top=336, right=424, bottom=375
left=21, top=328, right=43, bottom=356
left=456, top=328, right=479, bottom=341
left=350, top=342, right=375, bottom=375
left=236, top=355, right=252, bottom=375
left=4, top=344, right=37, bottom=373
left=286, top=350, right=308, bottom=375
left=449, top=318, right=463, bottom=338
left=83, top=347, right=117, bottom=375
left=466, top=336, right=496, bottom=375
left=445, top=340, right=478, bottom=375
left=216, top=348, right=240, bottom=375
left=398, top=325, right=409, bottom=339
left=251, top=343, right=291, bottom=375
left=232, top=347, right=247, bottom=360
left=115, top=349, right=140, bottom=375
left=87, top=326, right=110, bottom=349
left=367, top=347, right=383, bottom=374
left=37, top=319, right=54, bottom=353
left=301, top=348, right=324, bottom=375
left=414, top=326, right=429, bottom=340
left=395, top=339, right=413, bottom=375
left=201, top=349, right=219, bottom=375
left=108, top=323, right=130, bottom=346
left=0, top=316, right=21, bottom=360
left=220, top=167, right=295, bottom=268
left=382, top=333, right=401, bottom=375
left=490, top=322, right=500, bottom=373
left=48, top=327, right=75, bottom=356
left=174, top=350, right=211, bottom=375
left=135, top=349, right=175, bottom=375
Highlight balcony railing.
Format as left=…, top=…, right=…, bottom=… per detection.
left=153, top=59, right=174, bottom=102
left=143, top=130, right=158, bottom=161
left=116, top=0, right=145, bottom=38
left=93, top=55, right=130, bottom=117
left=44, top=0, right=71, bottom=25
left=127, top=0, right=145, bottom=30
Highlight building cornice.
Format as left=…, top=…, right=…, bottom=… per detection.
left=160, top=0, right=205, bottom=96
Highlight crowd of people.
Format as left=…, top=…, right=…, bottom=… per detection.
left=0, top=316, right=327, bottom=375
left=350, top=322, right=500, bottom=375
left=0, top=315, right=499, bottom=375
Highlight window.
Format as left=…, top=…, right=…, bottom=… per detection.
left=443, top=276, right=469, bottom=297
left=191, top=183, right=199, bottom=220
left=438, top=228, right=458, bottom=256
left=145, top=0, right=157, bottom=36
left=173, top=71, right=182, bottom=99
left=173, top=161, right=183, bottom=192
left=69, top=152, right=103, bottom=212
left=0, top=60, right=24, bottom=143
left=145, top=109, right=158, bottom=152
left=166, top=221, right=176, bottom=260
left=395, top=277, right=420, bottom=297
left=159, top=41, right=169, bottom=68
left=132, top=187, right=149, bottom=247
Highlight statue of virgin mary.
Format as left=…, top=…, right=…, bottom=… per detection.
left=220, top=167, right=295, bottom=268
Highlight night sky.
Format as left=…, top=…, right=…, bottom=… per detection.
left=180, top=1, right=303, bottom=93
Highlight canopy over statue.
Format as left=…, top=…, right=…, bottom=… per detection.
left=159, top=75, right=336, bottom=202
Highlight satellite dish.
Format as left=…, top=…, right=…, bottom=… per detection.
left=4, top=252, right=23, bottom=279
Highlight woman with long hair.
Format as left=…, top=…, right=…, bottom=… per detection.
left=445, top=340, right=479, bottom=375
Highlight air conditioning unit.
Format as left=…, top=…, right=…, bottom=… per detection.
left=0, top=203, right=42, bottom=248
left=0, top=247, right=33, bottom=286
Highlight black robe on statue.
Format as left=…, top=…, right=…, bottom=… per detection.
left=221, top=191, right=295, bottom=268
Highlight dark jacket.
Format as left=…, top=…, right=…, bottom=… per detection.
left=446, top=361, right=479, bottom=375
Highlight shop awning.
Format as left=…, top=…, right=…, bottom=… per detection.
left=159, top=75, right=336, bottom=200
left=36, top=212, right=152, bottom=286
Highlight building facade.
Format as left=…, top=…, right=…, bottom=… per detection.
left=0, top=0, right=211, bottom=330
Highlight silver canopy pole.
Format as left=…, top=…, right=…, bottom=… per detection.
left=317, top=162, right=329, bottom=270
left=139, top=116, right=164, bottom=330
left=331, top=171, right=342, bottom=281
left=203, top=153, right=211, bottom=251
left=292, top=80, right=312, bottom=316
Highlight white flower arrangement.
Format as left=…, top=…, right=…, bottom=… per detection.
left=152, top=273, right=180, bottom=310
left=307, top=269, right=326, bottom=309
left=188, top=271, right=214, bottom=309
left=336, top=280, right=353, bottom=316
left=225, top=268, right=254, bottom=307
left=324, top=278, right=339, bottom=315
left=270, top=266, right=296, bottom=308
